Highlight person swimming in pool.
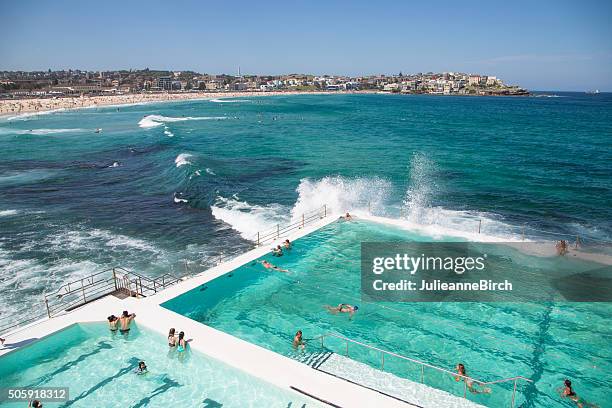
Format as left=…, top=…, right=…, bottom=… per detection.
left=107, top=315, right=119, bottom=332
left=168, top=328, right=177, bottom=347
left=560, top=379, right=599, bottom=408
left=119, top=310, right=136, bottom=334
left=454, top=363, right=491, bottom=394
left=28, top=400, right=42, bottom=408
left=135, top=360, right=148, bottom=375
left=283, top=239, right=292, bottom=249
left=325, top=304, right=359, bottom=319
left=292, top=330, right=305, bottom=350
left=259, top=260, right=288, bottom=273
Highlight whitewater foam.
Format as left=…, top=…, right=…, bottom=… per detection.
left=210, top=98, right=251, bottom=103
left=0, top=128, right=85, bottom=136
left=163, top=127, right=175, bottom=137
left=290, top=176, right=393, bottom=221
left=0, top=209, right=19, bottom=217
left=175, top=153, right=193, bottom=167
left=3, top=108, right=66, bottom=121
left=205, top=168, right=216, bottom=175
left=138, top=114, right=229, bottom=128
left=211, top=196, right=289, bottom=240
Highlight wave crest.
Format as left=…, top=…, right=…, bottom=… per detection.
left=138, top=114, right=229, bottom=128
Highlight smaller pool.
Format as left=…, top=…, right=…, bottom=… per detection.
left=0, top=323, right=322, bottom=407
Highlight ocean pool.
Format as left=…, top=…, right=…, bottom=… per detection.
left=0, top=323, right=322, bottom=407
left=162, top=219, right=612, bottom=408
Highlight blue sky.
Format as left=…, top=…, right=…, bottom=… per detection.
left=1, top=0, right=611, bottom=91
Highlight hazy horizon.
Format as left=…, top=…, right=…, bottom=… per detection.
left=1, top=0, right=611, bottom=92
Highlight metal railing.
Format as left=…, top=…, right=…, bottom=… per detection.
left=0, top=267, right=182, bottom=335
left=252, top=205, right=328, bottom=247
left=314, top=332, right=532, bottom=408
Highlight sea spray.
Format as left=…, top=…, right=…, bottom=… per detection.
left=290, top=176, right=393, bottom=220
left=210, top=196, right=289, bottom=240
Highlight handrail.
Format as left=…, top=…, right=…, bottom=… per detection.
left=314, top=332, right=532, bottom=407
left=252, top=204, right=328, bottom=246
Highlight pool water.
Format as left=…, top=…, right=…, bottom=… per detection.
left=0, top=323, right=321, bottom=407
left=162, top=220, right=612, bottom=408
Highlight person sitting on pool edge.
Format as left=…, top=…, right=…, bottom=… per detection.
left=119, top=310, right=136, bottom=334
left=325, top=303, right=359, bottom=319
left=259, top=260, right=288, bottom=273
left=292, top=330, right=305, bottom=350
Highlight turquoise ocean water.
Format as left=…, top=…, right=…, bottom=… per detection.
left=0, top=93, right=610, bottom=405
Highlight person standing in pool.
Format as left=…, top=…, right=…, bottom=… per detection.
left=107, top=315, right=119, bottom=332
left=325, top=304, right=359, bottom=319
left=168, top=328, right=177, bottom=347
left=177, top=331, right=188, bottom=352
left=283, top=239, right=292, bottom=250
left=119, top=311, right=136, bottom=334
left=454, top=363, right=491, bottom=394
left=135, top=361, right=148, bottom=375
left=292, top=330, right=305, bottom=350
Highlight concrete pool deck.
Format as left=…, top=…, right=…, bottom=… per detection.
left=0, top=214, right=424, bottom=407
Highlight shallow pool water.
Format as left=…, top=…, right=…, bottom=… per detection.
left=0, top=323, right=321, bottom=407
left=162, top=220, right=612, bottom=408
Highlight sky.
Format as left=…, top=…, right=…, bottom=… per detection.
left=1, top=0, right=611, bottom=91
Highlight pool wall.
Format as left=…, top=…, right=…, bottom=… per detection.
left=0, top=214, right=414, bottom=408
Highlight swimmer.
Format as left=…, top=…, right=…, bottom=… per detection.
left=177, top=331, right=188, bottom=352
left=259, top=260, right=288, bottom=273
left=292, top=330, right=305, bottom=350
left=119, top=310, right=136, bottom=334
left=94, top=128, right=102, bottom=134
left=325, top=303, right=359, bottom=319
left=340, top=212, right=353, bottom=221
left=135, top=360, right=148, bottom=375
left=454, top=363, right=491, bottom=394
left=107, top=314, right=119, bottom=332
left=559, top=379, right=599, bottom=407
left=168, top=328, right=177, bottom=347
left=28, top=400, right=42, bottom=408
left=283, top=239, right=292, bottom=249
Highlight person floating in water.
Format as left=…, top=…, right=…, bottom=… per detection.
left=283, top=239, right=292, bottom=249
left=28, top=400, right=42, bottom=408
left=454, top=363, right=491, bottom=394
left=168, top=328, right=177, bottom=347
left=119, top=310, right=136, bottom=334
left=325, top=303, right=359, bottom=319
left=107, top=315, right=119, bottom=332
left=292, top=330, right=305, bottom=350
left=272, top=245, right=283, bottom=257
left=135, top=360, right=148, bottom=375
left=259, top=260, right=288, bottom=273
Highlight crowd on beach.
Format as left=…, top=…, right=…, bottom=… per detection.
left=0, top=90, right=342, bottom=116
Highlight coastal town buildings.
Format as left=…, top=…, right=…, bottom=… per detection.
left=0, top=69, right=529, bottom=98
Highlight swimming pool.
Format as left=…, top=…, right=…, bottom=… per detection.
left=162, top=220, right=612, bottom=408
left=0, top=323, right=322, bottom=407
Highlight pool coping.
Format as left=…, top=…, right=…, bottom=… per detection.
left=1, top=214, right=415, bottom=408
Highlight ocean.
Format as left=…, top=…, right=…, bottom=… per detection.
left=0, top=92, right=611, bottom=320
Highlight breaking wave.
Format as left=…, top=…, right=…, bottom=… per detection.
left=138, top=114, right=229, bottom=128
left=175, top=153, right=193, bottom=167
left=211, top=196, right=289, bottom=240
left=0, top=209, right=19, bottom=217
left=210, top=98, right=251, bottom=103
left=0, top=128, right=85, bottom=136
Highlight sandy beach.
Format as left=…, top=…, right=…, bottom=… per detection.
left=0, top=90, right=366, bottom=117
